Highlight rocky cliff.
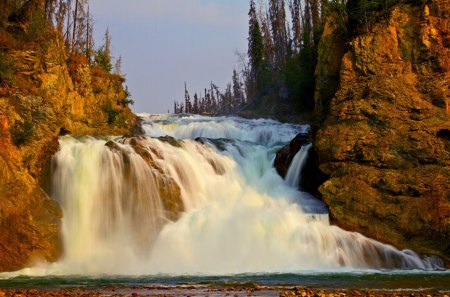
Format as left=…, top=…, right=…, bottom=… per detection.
left=0, top=6, right=137, bottom=271
left=314, top=0, right=450, bottom=263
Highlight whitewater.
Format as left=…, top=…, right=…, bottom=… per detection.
left=2, top=114, right=443, bottom=278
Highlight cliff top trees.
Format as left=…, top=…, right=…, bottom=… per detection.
left=269, top=0, right=287, bottom=71
left=94, top=28, right=112, bottom=72
left=248, top=0, right=266, bottom=97
left=242, top=0, right=328, bottom=112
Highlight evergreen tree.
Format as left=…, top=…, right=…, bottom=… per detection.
left=114, top=55, right=122, bottom=75
left=94, top=28, right=112, bottom=72
left=269, top=0, right=288, bottom=70
left=232, top=69, right=244, bottom=107
left=179, top=102, right=184, bottom=114
left=85, top=4, right=94, bottom=62
left=259, top=4, right=275, bottom=71
left=193, top=93, right=199, bottom=114
left=248, top=0, right=265, bottom=97
left=184, top=82, right=192, bottom=113
left=289, top=0, right=302, bottom=53
left=71, top=0, right=78, bottom=52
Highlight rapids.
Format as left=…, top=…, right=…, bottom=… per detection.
left=6, top=114, right=444, bottom=276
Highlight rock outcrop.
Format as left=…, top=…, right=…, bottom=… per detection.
left=0, top=6, right=137, bottom=271
left=274, top=133, right=327, bottom=197
left=314, top=0, right=450, bottom=263
left=126, top=137, right=184, bottom=221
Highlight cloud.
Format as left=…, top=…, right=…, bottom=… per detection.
left=91, top=0, right=248, bottom=28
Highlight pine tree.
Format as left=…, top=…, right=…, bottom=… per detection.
left=259, top=5, right=275, bottom=71
left=303, top=0, right=312, bottom=49
left=184, top=82, right=192, bottom=113
left=95, top=28, right=112, bottom=72
left=248, top=0, right=265, bottom=97
left=85, top=4, right=94, bottom=62
left=71, top=0, right=78, bottom=52
left=289, top=0, right=302, bottom=53
left=64, top=0, right=72, bottom=47
left=54, top=0, right=67, bottom=35
left=114, top=55, right=122, bottom=75
left=224, top=83, right=233, bottom=114
left=179, top=102, right=184, bottom=114
left=193, top=93, right=199, bottom=114
left=232, top=69, right=244, bottom=107
left=311, top=0, right=321, bottom=46
left=269, top=0, right=288, bottom=70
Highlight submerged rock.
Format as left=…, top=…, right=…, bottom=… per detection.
left=109, top=136, right=185, bottom=221
left=194, top=137, right=235, bottom=151
left=158, top=135, right=182, bottom=147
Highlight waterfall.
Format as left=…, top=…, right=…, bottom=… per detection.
left=285, top=143, right=312, bottom=188
left=51, top=137, right=169, bottom=272
left=44, top=115, right=441, bottom=275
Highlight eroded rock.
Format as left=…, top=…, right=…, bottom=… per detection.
left=315, top=0, right=450, bottom=264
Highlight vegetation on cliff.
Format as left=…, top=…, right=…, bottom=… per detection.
left=174, top=0, right=325, bottom=120
left=314, top=0, right=450, bottom=263
left=272, top=0, right=449, bottom=265
left=0, top=0, right=137, bottom=271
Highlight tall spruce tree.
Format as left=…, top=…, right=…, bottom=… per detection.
left=248, top=0, right=265, bottom=97
left=184, top=82, right=192, bottom=114
left=289, top=0, right=302, bottom=53
left=269, top=0, right=288, bottom=71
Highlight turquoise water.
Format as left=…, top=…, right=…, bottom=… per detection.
left=1, top=272, right=450, bottom=291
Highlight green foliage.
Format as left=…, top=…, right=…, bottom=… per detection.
left=284, top=46, right=316, bottom=111
left=94, top=47, right=112, bottom=73
left=345, top=0, right=423, bottom=33
left=0, top=51, right=15, bottom=85
left=104, top=104, right=121, bottom=124
left=327, top=0, right=351, bottom=38
left=94, top=29, right=113, bottom=72
left=248, top=1, right=270, bottom=96
left=329, top=0, right=427, bottom=37
left=10, top=119, right=34, bottom=146
left=117, top=86, right=135, bottom=107
left=26, top=10, right=47, bottom=41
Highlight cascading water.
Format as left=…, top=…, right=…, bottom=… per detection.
left=285, top=143, right=312, bottom=188
left=31, top=115, right=444, bottom=275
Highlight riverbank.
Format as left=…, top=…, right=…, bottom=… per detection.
left=0, top=286, right=449, bottom=297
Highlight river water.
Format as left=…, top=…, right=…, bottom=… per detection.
left=1, top=114, right=448, bottom=291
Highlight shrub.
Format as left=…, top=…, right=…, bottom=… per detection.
left=117, top=85, right=135, bottom=107
left=26, top=10, right=47, bottom=42
left=104, top=104, right=121, bottom=124
left=94, top=48, right=112, bottom=73
left=0, top=51, right=15, bottom=85
left=10, top=119, right=34, bottom=146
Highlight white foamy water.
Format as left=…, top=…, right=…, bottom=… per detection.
left=2, top=114, right=442, bottom=277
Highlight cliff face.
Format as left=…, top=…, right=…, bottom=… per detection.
left=315, top=0, right=450, bottom=262
left=0, top=19, right=136, bottom=270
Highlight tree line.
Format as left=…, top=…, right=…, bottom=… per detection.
left=175, top=0, right=415, bottom=116
left=174, top=0, right=326, bottom=115
left=174, top=69, right=246, bottom=115
left=1, top=0, right=121, bottom=74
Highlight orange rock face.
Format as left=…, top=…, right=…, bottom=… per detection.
left=315, top=1, right=450, bottom=263
left=0, top=8, right=137, bottom=271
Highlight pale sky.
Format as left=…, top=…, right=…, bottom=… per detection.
left=90, top=0, right=249, bottom=113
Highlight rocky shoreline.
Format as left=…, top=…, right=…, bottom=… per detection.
left=0, top=286, right=449, bottom=297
